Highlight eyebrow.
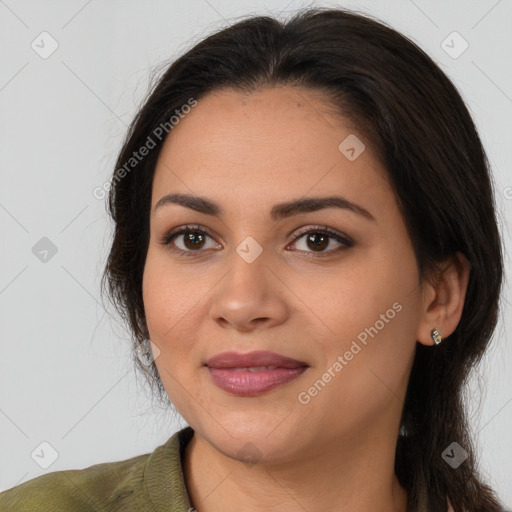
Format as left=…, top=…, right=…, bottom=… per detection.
left=154, top=192, right=375, bottom=222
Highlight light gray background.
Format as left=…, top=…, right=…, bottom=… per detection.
left=1, top=0, right=511, bottom=504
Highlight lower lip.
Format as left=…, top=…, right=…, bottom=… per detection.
left=207, top=367, right=308, bottom=396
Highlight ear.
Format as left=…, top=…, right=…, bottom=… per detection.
left=416, top=252, right=470, bottom=346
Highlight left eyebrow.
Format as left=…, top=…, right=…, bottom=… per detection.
left=269, top=195, right=375, bottom=222
left=154, top=193, right=375, bottom=222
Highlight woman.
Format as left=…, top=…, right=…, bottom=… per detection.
left=0, top=6, right=506, bottom=512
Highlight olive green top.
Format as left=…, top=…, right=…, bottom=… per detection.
left=0, top=426, right=195, bottom=511
left=1, top=427, right=503, bottom=512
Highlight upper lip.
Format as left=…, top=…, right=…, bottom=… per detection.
left=205, top=350, right=309, bottom=369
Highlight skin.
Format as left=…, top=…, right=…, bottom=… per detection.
left=142, top=86, right=469, bottom=512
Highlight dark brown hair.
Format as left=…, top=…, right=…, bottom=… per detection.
left=101, top=7, right=504, bottom=511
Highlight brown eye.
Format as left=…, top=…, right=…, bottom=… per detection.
left=289, top=226, right=353, bottom=255
left=159, top=225, right=221, bottom=256
left=182, top=231, right=207, bottom=250
left=304, top=232, right=329, bottom=252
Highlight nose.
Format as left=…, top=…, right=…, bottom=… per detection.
left=208, top=247, right=289, bottom=333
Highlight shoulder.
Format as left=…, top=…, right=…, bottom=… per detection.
left=0, top=450, right=151, bottom=511
left=0, top=427, right=194, bottom=512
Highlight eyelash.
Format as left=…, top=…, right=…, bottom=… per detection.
left=158, top=224, right=353, bottom=258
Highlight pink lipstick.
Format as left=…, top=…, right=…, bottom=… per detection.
left=204, top=350, right=309, bottom=396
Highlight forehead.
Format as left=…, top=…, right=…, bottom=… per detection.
left=151, top=86, right=390, bottom=212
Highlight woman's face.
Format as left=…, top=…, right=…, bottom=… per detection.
left=142, top=86, right=425, bottom=463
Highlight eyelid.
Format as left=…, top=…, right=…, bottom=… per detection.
left=161, top=224, right=215, bottom=243
left=289, top=225, right=353, bottom=245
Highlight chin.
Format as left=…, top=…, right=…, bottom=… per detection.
left=192, top=413, right=314, bottom=464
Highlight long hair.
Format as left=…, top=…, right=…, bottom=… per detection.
left=101, top=8, right=504, bottom=510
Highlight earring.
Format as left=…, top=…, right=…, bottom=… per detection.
left=431, top=329, right=442, bottom=345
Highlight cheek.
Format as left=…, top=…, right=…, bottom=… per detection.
left=142, top=259, right=198, bottom=413
left=318, top=242, right=420, bottom=345
left=142, top=250, right=202, bottom=361
left=141, top=247, right=223, bottom=407
left=308, top=239, right=421, bottom=405
left=297, top=298, right=419, bottom=441
left=143, top=243, right=208, bottom=326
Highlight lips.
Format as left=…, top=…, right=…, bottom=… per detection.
left=204, top=351, right=309, bottom=396
left=205, top=350, right=308, bottom=369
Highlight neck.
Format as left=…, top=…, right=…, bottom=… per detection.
left=183, top=428, right=408, bottom=512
